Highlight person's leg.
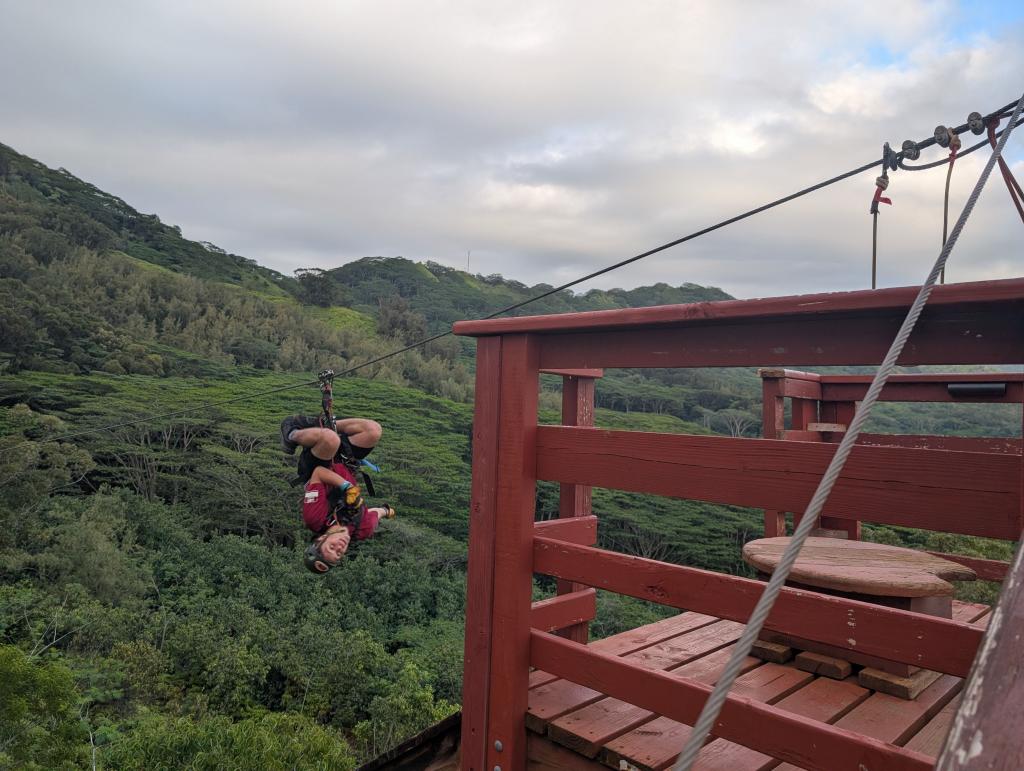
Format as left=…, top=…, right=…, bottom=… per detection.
left=369, top=505, right=396, bottom=519
left=292, top=427, right=340, bottom=460
left=335, top=418, right=382, bottom=456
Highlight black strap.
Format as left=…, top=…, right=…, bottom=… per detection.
left=326, top=507, right=363, bottom=545
left=337, top=434, right=377, bottom=497
left=359, top=469, right=376, bottom=498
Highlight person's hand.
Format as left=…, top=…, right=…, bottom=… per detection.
left=343, top=484, right=363, bottom=510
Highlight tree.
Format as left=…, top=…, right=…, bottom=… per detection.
left=0, top=645, right=89, bottom=770
left=295, top=268, right=343, bottom=307
left=376, top=296, right=427, bottom=343
left=714, top=408, right=757, bottom=437
left=352, top=662, right=457, bottom=761
left=99, top=712, right=356, bottom=770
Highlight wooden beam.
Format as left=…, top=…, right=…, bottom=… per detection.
left=761, top=376, right=787, bottom=537
left=926, top=552, right=1010, bottom=582
left=535, top=426, right=1023, bottom=540
left=937, top=537, right=1024, bottom=770
left=534, top=309, right=1023, bottom=369
left=533, top=538, right=983, bottom=677
left=681, top=675, right=871, bottom=771
left=821, top=376, right=1024, bottom=404
left=822, top=373, right=1024, bottom=384
left=529, top=611, right=720, bottom=691
left=556, top=371, right=597, bottom=644
left=546, top=644, right=760, bottom=759
left=534, top=516, right=597, bottom=546
left=483, top=334, right=539, bottom=771
left=540, top=367, right=604, bottom=378
left=460, top=336, right=501, bottom=771
left=781, top=429, right=825, bottom=442
left=758, top=368, right=822, bottom=381
left=858, top=434, right=1022, bottom=455
left=783, top=379, right=824, bottom=400
left=531, top=631, right=935, bottom=771
left=528, top=620, right=742, bottom=734
left=531, top=589, right=597, bottom=633
left=807, top=422, right=846, bottom=433
left=761, top=372, right=785, bottom=441
left=454, top=277, right=1024, bottom=337
left=557, top=376, right=595, bottom=524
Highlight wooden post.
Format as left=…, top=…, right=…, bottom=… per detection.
left=556, top=371, right=599, bottom=644
left=461, top=337, right=502, bottom=770
left=791, top=398, right=819, bottom=434
left=761, top=372, right=787, bottom=537
left=815, top=399, right=861, bottom=539
left=940, top=394, right=1024, bottom=769
left=486, top=334, right=539, bottom=770
left=936, top=536, right=1024, bottom=769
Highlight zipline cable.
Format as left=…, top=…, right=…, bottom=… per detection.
left=671, top=88, right=1024, bottom=771
left=3, top=97, right=1020, bottom=456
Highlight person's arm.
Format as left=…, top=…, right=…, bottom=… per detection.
left=308, top=466, right=363, bottom=509
left=309, top=464, right=348, bottom=489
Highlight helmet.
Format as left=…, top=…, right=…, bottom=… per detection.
left=304, top=537, right=334, bottom=574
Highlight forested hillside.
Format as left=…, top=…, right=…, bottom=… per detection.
left=0, top=142, right=1017, bottom=768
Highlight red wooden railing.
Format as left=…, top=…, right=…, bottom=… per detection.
left=760, top=368, right=1021, bottom=578
left=455, top=278, right=1024, bottom=771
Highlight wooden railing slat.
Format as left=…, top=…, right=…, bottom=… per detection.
left=534, top=537, right=982, bottom=677
left=535, top=426, right=1022, bottom=539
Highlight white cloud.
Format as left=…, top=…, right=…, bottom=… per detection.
left=1, top=1, right=1021, bottom=299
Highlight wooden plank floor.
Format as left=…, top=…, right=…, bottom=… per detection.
left=527, top=600, right=990, bottom=771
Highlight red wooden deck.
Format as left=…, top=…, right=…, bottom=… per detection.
left=455, top=278, right=1024, bottom=771
left=526, top=601, right=991, bottom=771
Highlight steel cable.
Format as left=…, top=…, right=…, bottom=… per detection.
left=672, top=88, right=1024, bottom=771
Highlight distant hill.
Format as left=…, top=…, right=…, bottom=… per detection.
left=4, top=140, right=1020, bottom=439
left=0, top=142, right=294, bottom=293
left=320, top=256, right=731, bottom=333
left=0, top=140, right=738, bottom=413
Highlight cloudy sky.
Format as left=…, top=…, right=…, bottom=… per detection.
left=2, top=1, right=1022, bottom=299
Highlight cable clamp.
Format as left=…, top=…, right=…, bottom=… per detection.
left=317, top=369, right=335, bottom=392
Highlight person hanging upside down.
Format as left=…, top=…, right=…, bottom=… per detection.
left=280, top=415, right=395, bottom=573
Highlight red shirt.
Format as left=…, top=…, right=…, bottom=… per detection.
left=302, top=462, right=379, bottom=541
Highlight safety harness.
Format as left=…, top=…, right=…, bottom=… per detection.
left=316, top=368, right=379, bottom=494
left=290, top=369, right=383, bottom=552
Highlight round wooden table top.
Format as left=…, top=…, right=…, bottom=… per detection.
left=742, top=537, right=977, bottom=597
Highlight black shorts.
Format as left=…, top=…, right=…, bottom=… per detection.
left=296, top=438, right=374, bottom=483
